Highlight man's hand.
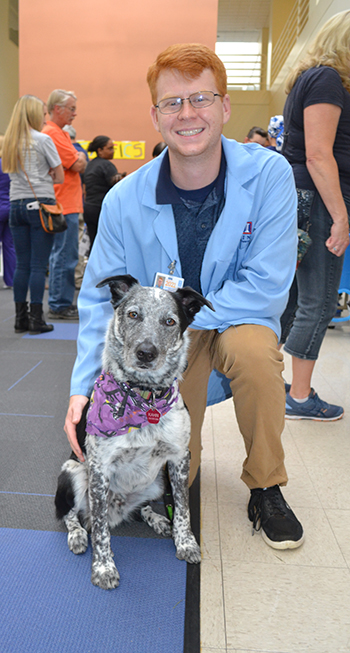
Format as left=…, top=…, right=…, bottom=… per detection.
left=64, top=395, right=89, bottom=462
left=70, top=152, right=87, bottom=174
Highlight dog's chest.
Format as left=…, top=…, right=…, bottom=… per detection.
left=92, top=408, right=188, bottom=495
left=101, top=437, right=177, bottom=494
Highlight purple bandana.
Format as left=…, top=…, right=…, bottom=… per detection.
left=86, top=370, right=179, bottom=438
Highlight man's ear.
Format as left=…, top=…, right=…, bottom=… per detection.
left=150, top=105, right=161, bottom=133
left=96, top=274, right=139, bottom=308
left=222, top=94, right=231, bottom=125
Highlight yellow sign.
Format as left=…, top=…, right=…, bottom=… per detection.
left=78, top=141, right=145, bottom=160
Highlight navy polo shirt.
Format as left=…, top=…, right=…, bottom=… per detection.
left=155, top=150, right=226, bottom=292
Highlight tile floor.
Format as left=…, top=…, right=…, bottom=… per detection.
left=200, top=320, right=350, bottom=653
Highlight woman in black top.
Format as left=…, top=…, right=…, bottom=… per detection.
left=84, top=136, right=125, bottom=248
left=280, top=10, right=350, bottom=421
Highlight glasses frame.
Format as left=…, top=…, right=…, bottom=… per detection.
left=59, top=104, right=76, bottom=113
left=155, top=91, right=223, bottom=115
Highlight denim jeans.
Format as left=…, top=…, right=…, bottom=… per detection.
left=9, top=198, right=55, bottom=303
left=48, top=212, right=79, bottom=311
left=280, top=190, right=350, bottom=360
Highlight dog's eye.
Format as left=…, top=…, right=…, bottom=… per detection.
left=165, top=318, right=176, bottom=326
left=128, top=311, right=138, bottom=319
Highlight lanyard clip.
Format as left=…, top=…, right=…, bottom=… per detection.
left=168, top=260, right=176, bottom=276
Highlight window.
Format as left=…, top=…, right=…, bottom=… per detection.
left=216, top=39, right=264, bottom=91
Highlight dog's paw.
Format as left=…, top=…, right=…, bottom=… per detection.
left=151, top=514, right=172, bottom=537
left=67, top=528, right=88, bottom=555
left=175, top=536, right=201, bottom=564
left=91, top=561, right=120, bottom=590
left=140, top=506, right=172, bottom=537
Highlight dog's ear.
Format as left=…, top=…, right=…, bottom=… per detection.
left=173, top=286, right=215, bottom=327
left=96, top=274, right=139, bottom=308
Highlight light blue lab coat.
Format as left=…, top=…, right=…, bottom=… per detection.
left=71, top=136, right=297, bottom=403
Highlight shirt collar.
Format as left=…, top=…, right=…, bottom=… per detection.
left=156, top=148, right=226, bottom=205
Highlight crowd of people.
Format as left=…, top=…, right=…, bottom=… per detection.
left=1, top=9, right=350, bottom=550
left=0, top=90, right=126, bottom=330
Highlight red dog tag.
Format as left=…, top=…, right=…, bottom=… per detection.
left=146, top=408, right=161, bottom=424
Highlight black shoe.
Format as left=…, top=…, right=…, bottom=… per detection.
left=15, top=301, right=29, bottom=333
left=28, top=303, right=54, bottom=334
left=248, top=485, right=304, bottom=550
left=47, top=305, right=79, bottom=320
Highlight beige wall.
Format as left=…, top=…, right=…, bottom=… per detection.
left=19, top=0, right=218, bottom=174
left=223, top=90, right=271, bottom=142
left=270, top=0, right=295, bottom=50
left=269, top=0, right=350, bottom=113
left=0, top=0, right=18, bottom=134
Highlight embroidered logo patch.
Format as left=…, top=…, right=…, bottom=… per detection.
left=241, top=221, right=253, bottom=243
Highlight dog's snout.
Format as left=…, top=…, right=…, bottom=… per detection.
left=136, top=341, right=158, bottom=364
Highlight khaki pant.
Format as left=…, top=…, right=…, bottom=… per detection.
left=179, top=325, right=287, bottom=489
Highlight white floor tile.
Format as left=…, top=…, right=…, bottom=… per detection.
left=223, top=561, right=350, bottom=652
left=201, top=557, right=227, bottom=649
left=200, top=326, right=350, bottom=652
left=325, top=508, right=350, bottom=568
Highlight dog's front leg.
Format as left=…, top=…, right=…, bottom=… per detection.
left=168, top=450, right=201, bottom=564
left=87, top=445, right=120, bottom=589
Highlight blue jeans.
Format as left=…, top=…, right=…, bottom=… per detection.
left=280, top=190, right=350, bottom=360
left=48, top=212, right=79, bottom=311
left=9, top=198, right=55, bottom=303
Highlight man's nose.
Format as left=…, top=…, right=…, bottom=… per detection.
left=177, top=98, right=197, bottom=118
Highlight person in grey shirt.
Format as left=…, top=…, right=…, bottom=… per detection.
left=2, top=95, right=64, bottom=334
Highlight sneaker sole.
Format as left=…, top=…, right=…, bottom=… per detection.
left=285, top=412, right=344, bottom=422
left=261, top=530, right=305, bottom=550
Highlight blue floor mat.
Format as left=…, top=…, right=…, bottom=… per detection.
left=22, top=323, right=79, bottom=340
left=0, top=528, right=187, bottom=653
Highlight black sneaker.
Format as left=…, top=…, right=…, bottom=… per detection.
left=47, top=305, right=79, bottom=320
left=248, top=485, right=304, bottom=550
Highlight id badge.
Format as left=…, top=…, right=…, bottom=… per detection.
left=154, top=272, right=184, bottom=292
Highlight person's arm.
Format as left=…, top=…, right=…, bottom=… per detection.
left=304, top=103, right=349, bottom=256
left=109, top=173, right=125, bottom=185
left=64, top=394, right=89, bottom=462
left=48, top=163, right=64, bottom=184
left=65, top=189, right=128, bottom=454
left=193, top=155, right=298, bottom=335
left=70, top=151, right=87, bottom=174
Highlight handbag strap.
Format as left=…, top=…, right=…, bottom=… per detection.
left=23, top=169, right=40, bottom=202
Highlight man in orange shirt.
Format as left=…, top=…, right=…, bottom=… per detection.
left=43, top=90, right=87, bottom=319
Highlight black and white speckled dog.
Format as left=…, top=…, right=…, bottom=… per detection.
left=55, top=274, right=213, bottom=590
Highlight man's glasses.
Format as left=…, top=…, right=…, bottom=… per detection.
left=155, top=91, right=223, bottom=115
left=63, top=105, right=76, bottom=112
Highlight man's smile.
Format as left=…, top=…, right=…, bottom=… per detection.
left=176, top=128, right=204, bottom=136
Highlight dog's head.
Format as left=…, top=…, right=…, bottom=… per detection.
left=96, top=275, right=214, bottom=387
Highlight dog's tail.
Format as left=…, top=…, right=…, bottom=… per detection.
left=54, top=468, right=76, bottom=520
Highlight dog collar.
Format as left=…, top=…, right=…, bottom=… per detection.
left=86, top=370, right=179, bottom=438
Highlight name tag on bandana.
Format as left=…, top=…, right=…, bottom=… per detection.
left=241, top=221, right=253, bottom=243
left=154, top=272, right=184, bottom=293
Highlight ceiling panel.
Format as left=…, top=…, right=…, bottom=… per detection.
left=217, top=0, right=271, bottom=33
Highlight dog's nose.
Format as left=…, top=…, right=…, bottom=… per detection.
left=136, top=342, right=158, bottom=364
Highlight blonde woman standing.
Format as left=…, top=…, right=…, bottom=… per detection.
left=280, top=11, right=350, bottom=420
left=2, top=95, right=64, bottom=334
